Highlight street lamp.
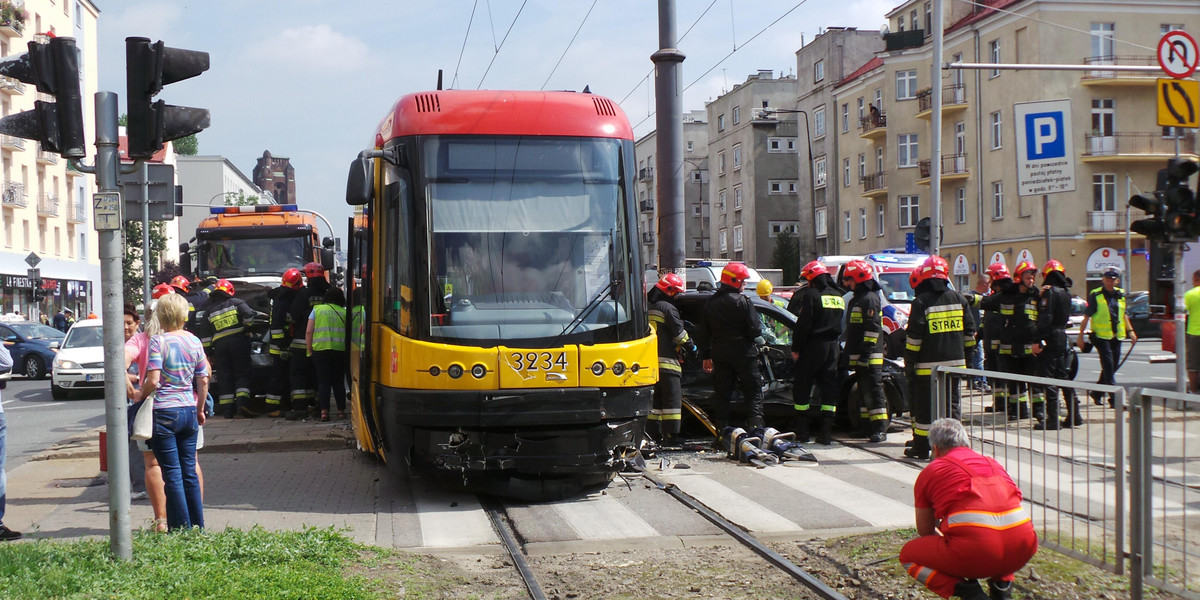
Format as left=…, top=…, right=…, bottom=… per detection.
left=758, top=108, right=815, bottom=270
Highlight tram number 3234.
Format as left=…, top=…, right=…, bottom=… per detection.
left=511, top=351, right=570, bottom=372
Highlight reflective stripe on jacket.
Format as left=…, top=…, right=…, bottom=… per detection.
left=312, top=303, right=347, bottom=352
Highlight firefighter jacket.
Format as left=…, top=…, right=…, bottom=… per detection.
left=696, top=285, right=762, bottom=362
left=182, top=282, right=215, bottom=336
left=200, top=294, right=256, bottom=348
left=647, top=288, right=691, bottom=375
left=845, top=282, right=885, bottom=368
left=288, top=279, right=329, bottom=351
left=787, top=273, right=844, bottom=352
left=268, top=286, right=297, bottom=356
left=1086, top=286, right=1127, bottom=340
left=967, top=281, right=1029, bottom=355
left=1036, top=279, right=1072, bottom=352
left=905, top=279, right=976, bottom=377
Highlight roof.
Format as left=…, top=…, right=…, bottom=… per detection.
left=379, top=90, right=634, bottom=141
left=838, top=56, right=884, bottom=87
left=117, top=135, right=168, bottom=163
left=946, top=0, right=1028, bottom=35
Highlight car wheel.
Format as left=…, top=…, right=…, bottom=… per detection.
left=51, top=383, right=68, bottom=400
left=24, top=355, right=45, bottom=380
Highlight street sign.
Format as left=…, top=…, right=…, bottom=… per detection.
left=1016, top=249, right=1035, bottom=267
left=1157, top=78, right=1199, bottom=128
left=1158, top=29, right=1199, bottom=79
left=93, top=192, right=121, bottom=231
left=24, top=252, right=39, bottom=268
left=119, top=163, right=176, bottom=221
left=952, top=254, right=970, bottom=276
left=26, top=268, right=38, bottom=281
left=989, top=251, right=1006, bottom=266
left=1086, top=246, right=1124, bottom=274
left=1013, top=99, right=1077, bottom=197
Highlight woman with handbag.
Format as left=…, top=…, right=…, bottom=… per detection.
left=124, top=304, right=168, bottom=532
left=140, top=293, right=210, bottom=530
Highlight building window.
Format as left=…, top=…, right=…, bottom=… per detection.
left=813, top=156, right=827, bottom=188
left=814, top=59, right=825, bottom=82
left=79, top=231, right=86, bottom=259
left=857, top=97, right=865, bottom=122
left=898, top=133, right=919, bottom=167
left=769, top=221, right=800, bottom=237
left=989, top=39, right=1001, bottom=78
left=691, top=204, right=702, bottom=217
left=1090, top=22, right=1115, bottom=60
left=898, top=15, right=905, bottom=32
left=841, top=103, right=849, bottom=133
left=1093, top=174, right=1116, bottom=211
left=874, top=88, right=882, bottom=109
left=858, top=154, right=866, bottom=180
left=990, top=111, right=1002, bottom=149
left=734, top=186, right=742, bottom=209
left=814, top=106, right=826, bottom=138
left=732, top=106, right=740, bottom=125
left=899, top=196, right=919, bottom=228
left=843, top=211, right=851, bottom=242
left=815, top=207, right=828, bottom=238
left=718, top=151, right=726, bottom=174
left=769, top=181, right=783, bottom=194
left=955, top=187, right=967, bottom=223
left=786, top=138, right=796, bottom=151
left=768, top=136, right=797, bottom=153
left=768, top=180, right=797, bottom=194
left=992, top=181, right=1004, bottom=219
left=843, top=158, right=851, bottom=187
left=717, top=114, right=725, bottom=131
left=896, top=70, right=918, bottom=100
left=769, top=138, right=781, bottom=151
left=788, top=182, right=797, bottom=193
left=733, top=225, right=743, bottom=251
left=686, top=140, right=694, bottom=152
left=858, top=208, right=867, bottom=239
left=924, top=2, right=932, bottom=35
left=875, top=147, right=884, bottom=172
left=732, top=144, right=742, bottom=170
left=1092, top=98, right=1114, bottom=136
left=690, top=170, right=703, bottom=183
left=719, top=228, right=728, bottom=253
left=719, top=189, right=727, bottom=213
left=876, top=203, right=885, bottom=236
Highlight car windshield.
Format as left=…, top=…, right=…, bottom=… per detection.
left=10, top=323, right=64, bottom=340
left=61, top=325, right=103, bottom=349
left=877, top=272, right=916, bottom=303
left=200, top=234, right=310, bottom=278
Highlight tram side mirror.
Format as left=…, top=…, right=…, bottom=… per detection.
left=321, top=248, right=335, bottom=272
left=179, top=243, right=192, bottom=277
left=346, top=153, right=373, bottom=206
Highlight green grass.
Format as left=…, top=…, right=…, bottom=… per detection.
left=0, top=526, right=453, bottom=600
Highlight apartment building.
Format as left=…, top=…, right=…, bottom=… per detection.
left=705, top=70, right=799, bottom=268
left=0, top=0, right=100, bottom=319
left=833, top=0, right=1200, bottom=292
left=634, top=109, right=710, bottom=266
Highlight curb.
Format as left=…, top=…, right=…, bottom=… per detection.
left=32, top=426, right=356, bottom=461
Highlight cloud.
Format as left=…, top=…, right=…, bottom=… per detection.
left=246, top=25, right=370, bottom=71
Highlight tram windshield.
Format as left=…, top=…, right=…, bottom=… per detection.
left=422, top=136, right=634, bottom=342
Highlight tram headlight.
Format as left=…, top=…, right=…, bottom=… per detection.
left=448, top=364, right=464, bottom=379
left=471, top=364, right=487, bottom=379
left=591, top=361, right=606, bottom=376
left=428, top=366, right=441, bottom=376
left=611, top=361, right=626, bottom=376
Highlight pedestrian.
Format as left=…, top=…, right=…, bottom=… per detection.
left=1005, top=261, right=1043, bottom=421
left=265, top=268, right=303, bottom=417
left=645, top=273, right=695, bottom=447
left=903, top=256, right=975, bottom=460
left=841, top=259, right=887, bottom=444
left=788, top=260, right=845, bottom=443
left=696, top=262, right=765, bottom=432
left=52, top=308, right=67, bottom=332
left=967, top=274, right=990, bottom=392
left=140, top=293, right=210, bottom=530
left=287, top=263, right=329, bottom=420
left=307, top=287, right=349, bottom=422
left=63, top=309, right=75, bottom=330
left=1033, top=260, right=1074, bottom=430
left=1076, top=266, right=1136, bottom=406
left=198, top=279, right=256, bottom=418
left=123, top=302, right=167, bottom=532
left=1185, top=270, right=1200, bottom=394
left=0, top=334, right=18, bottom=541
left=86, top=311, right=97, bottom=320
left=899, top=418, right=1037, bottom=600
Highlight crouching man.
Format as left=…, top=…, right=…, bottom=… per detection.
left=899, top=418, right=1038, bottom=600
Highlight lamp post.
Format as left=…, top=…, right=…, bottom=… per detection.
left=760, top=108, right=814, bottom=272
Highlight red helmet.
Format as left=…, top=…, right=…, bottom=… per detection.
left=841, top=260, right=874, bottom=285
left=214, top=279, right=235, bottom=297
left=916, top=256, right=950, bottom=284
left=985, top=262, right=1011, bottom=282
left=655, top=273, right=685, bottom=296
left=800, top=260, right=828, bottom=281
left=169, top=275, right=191, bottom=292
left=719, top=262, right=751, bottom=289
left=909, top=270, right=920, bottom=290
left=281, top=268, right=304, bottom=289
left=303, top=262, right=326, bottom=279
left=151, top=283, right=174, bottom=299
left=1014, top=260, right=1037, bottom=277
left=1041, top=259, right=1065, bottom=278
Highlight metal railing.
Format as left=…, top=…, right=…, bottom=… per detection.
left=861, top=171, right=886, bottom=193
left=37, top=193, right=58, bottom=217
left=859, top=112, right=886, bottom=134
left=1085, top=210, right=1126, bottom=233
left=639, top=167, right=654, bottom=182
left=918, top=153, right=969, bottom=179
left=639, top=199, right=654, bottom=213
left=1, top=182, right=26, bottom=207
left=1083, top=132, right=1197, bottom=157
left=1082, top=55, right=1158, bottom=80
left=917, top=83, right=967, bottom=112
left=66, top=200, right=85, bottom=223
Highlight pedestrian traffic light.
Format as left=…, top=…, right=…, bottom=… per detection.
left=125, top=37, right=210, bottom=159
left=914, top=216, right=932, bottom=253
left=0, top=37, right=86, bottom=158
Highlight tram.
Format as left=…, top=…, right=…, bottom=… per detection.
left=343, top=90, right=657, bottom=499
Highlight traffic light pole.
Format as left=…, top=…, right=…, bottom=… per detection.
left=141, top=161, right=152, bottom=304
left=1175, top=246, right=1186, bottom=395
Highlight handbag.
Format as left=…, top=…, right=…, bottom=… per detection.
left=130, top=394, right=155, bottom=441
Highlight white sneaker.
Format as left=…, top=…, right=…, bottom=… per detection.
left=131, top=491, right=148, bottom=501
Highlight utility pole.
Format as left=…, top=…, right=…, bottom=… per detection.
left=653, top=0, right=685, bottom=277
left=929, top=0, right=944, bottom=257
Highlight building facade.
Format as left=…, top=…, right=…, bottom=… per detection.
left=0, top=0, right=100, bottom=319
left=252, top=150, right=296, bottom=205
left=634, top=110, right=710, bottom=267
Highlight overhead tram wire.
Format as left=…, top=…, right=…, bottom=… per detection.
left=541, top=0, right=599, bottom=91
left=617, top=0, right=721, bottom=106
left=451, top=0, right=481, bottom=90
left=953, top=0, right=1152, bottom=51
left=478, top=0, right=529, bottom=89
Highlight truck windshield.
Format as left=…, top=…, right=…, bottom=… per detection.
left=199, top=235, right=310, bottom=278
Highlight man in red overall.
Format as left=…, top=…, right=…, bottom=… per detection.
left=900, top=418, right=1038, bottom=600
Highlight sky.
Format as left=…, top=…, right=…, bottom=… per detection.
left=97, top=0, right=894, bottom=229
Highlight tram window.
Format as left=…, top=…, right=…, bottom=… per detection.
left=382, top=176, right=414, bottom=335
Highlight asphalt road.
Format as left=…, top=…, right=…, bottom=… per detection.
left=1073, top=336, right=1183, bottom=393
left=1, top=377, right=105, bottom=471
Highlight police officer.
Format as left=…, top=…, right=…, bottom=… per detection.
left=265, top=268, right=303, bottom=417
left=646, top=273, right=695, bottom=447
left=1077, top=266, right=1136, bottom=406
left=788, top=260, right=844, bottom=444
left=287, top=262, right=330, bottom=419
left=903, top=256, right=975, bottom=460
left=1006, top=261, right=1042, bottom=421
left=696, top=262, right=765, bottom=432
left=1034, top=260, right=1073, bottom=430
left=841, top=259, right=887, bottom=446
left=201, top=279, right=257, bottom=418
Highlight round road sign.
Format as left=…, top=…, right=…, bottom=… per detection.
left=1158, top=30, right=1199, bottom=79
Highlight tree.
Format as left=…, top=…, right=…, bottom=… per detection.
left=122, top=220, right=168, bottom=303
left=769, top=230, right=800, bottom=286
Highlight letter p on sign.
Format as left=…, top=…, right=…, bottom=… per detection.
left=1025, top=111, right=1066, bottom=160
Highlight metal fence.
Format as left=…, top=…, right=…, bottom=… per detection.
left=931, top=366, right=1200, bottom=600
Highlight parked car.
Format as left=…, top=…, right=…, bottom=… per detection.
left=51, top=318, right=104, bottom=399
left=0, top=321, right=65, bottom=380
left=1125, top=291, right=1160, bottom=339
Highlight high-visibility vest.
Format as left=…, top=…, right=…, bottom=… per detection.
left=1090, top=287, right=1125, bottom=340
left=1186, top=286, right=1200, bottom=336
left=312, top=303, right=346, bottom=352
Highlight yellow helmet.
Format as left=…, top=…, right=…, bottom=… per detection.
left=755, top=279, right=774, bottom=298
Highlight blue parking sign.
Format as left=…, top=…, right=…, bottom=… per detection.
left=1014, top=99, right=1076, bottom=196
left=1024, top=111, right=1066, bottom=160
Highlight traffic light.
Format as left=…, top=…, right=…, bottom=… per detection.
left=1163, top=157, right=1200, bottom=240
left=914, top=216, right=932, bottom=253
left=1129, top=185, right=1167, bottom=241
left=125, top=37, right=210, bottom=159
left=0, top=37, right=86, bottom=158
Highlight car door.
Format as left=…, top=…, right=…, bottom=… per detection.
left=0, top=325, right=23, bottom=366
left=753, top=301, right=796, bottom=402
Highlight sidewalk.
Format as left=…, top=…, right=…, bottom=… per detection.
left=4, top=413, right=377, bottom=543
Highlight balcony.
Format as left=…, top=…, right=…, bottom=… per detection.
left=884, top=29, right=924, bottom=51
left=859, top=112, right=887, bottom=140
left=1081, top=132, right=1198, bottom=162
left=0, top=18, right=24, bottom=38
left=916, top=84, right=967, bottom=118
left=639, top=199, right=655, bottom=213
left=0, top=134, right=24, bottom=151
left=1081, top=55, right=1158, bottom=86
left=1084, top=210, right=1126, bottom=234
left=0, top=75, right=24, bottom=95
left=860, top=171, right=888, bottom=198
left=1, top=182, right=26, bottom=208
left=67, top=201, right=86, bottom=224
left=638, top=167, right=654, bottom=182
left=641, top=231, right=655, bottom=245
left=36, top=144, right=58, bottom=165
left=917, top=153, right=970, bottom=184
left=37, top=193, right=58, bottom=218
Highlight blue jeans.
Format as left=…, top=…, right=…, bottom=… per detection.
left=0, top=411, right=7, bottom=525
left=150, top=406, right=203, bottom=530
left=970, top=343, right=985, bottom=384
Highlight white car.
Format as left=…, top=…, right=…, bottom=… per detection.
left=51, top=318, right=104, bottom=399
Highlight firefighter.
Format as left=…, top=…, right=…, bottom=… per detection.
left=696, top=262, right=765, bottom=432
left=787, top=260, right=844, bottom=443
left=1005, top=261, right=1042, bottom=420
left=265, top=268, right=303, bottom=417
left=904, top=256, right=975, bottom=460
left=966, top=264, right=1026, bottom=418
left=286, top=262, right=330, bottom=420
left=201, top=279, right=257, bottom=418
left=646, top=273, right=695, bottom=447
left=1034, top=260, right=1074, bottom=430
left=841, top=259, right=888, bottom=446
left=170, top=275, right=214, bottom=337
left=755, top=279, right=787, bottom=309
left=1077, top=266, right=1136, bottom=407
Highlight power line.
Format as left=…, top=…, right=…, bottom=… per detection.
left=478, top=0, right=529, bottom=89
left=617, top=0, right=720, bottom=106
left=451, top=0, right=481, bottom=90
left=541, top=0, right=599, bottom=91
